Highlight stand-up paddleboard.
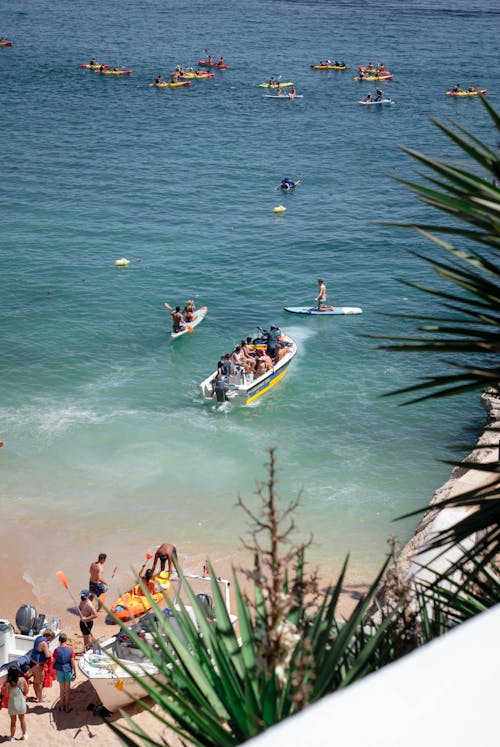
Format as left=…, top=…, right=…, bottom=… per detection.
left=358, top=98, right=394, bottom=105
left=284, top=306, right=362, bottom=315
left=171, top=306, right=208, bottom=339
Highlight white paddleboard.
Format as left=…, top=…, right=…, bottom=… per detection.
left=171, top=306, right=208, bottom=338
left=357, top=98, right=394, bottom=105
left=284, top=306, right=363, bottom=315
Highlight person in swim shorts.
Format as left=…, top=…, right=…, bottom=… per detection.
left=151, top=543, right=177, bottom=574
left=78, top=590, right=98, bottom=650
left=89, top=552, right=108, bottom=610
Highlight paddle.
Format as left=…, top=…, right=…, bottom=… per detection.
left=163, top=302, right=194, bottom=333
left=56, top=570, right=85, bottom=619
left=138, top=552, right=153, bottom=577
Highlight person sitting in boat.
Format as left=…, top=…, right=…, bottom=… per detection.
left=89, top=57, right=97, bottom=67
left=99, top=64, right=106, bottom=73
left=142, top=568, right=156, bottom=594
left=207, top=55, right=213, bottom=64
left=363, top=91, right=372, bottom=103
left=325, top=59, right=331, bottom=66
left=452, top=83, right=462, bottom=93
left=269, top=76, right=275, bottom=86
left=340, top=60, right=346, bottom=67
left=358, top=69, right=365, bottom=79
left=171, top=71, right=180, bottom=83
left=231, top=345, right=245, bottom=367
left=374, top=88, right=384, bottom=101
left=155, top=74, right=163, bottom=84
left=468, top=85, right=477, bottom=92
left=183, top=299, right=196, bottom=322
left=255, top=349, right=273, bottom=376
left=216, top=57, right=224, bottom=66
left=170, top=306, right=185, bottom=333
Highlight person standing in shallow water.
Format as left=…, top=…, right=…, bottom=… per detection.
left=4, top=665, right=29, bottom=740
left=151, top=543, right=177, bottom=574
left=89, top=552, right=108, bottom=611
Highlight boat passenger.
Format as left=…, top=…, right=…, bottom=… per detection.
left=99, top=64, right=105, bottom=73
left=358, top=69, right=365, bottom=79
left=255, top=349, right=273, bottom=376
left=142, top=569, right=156, bottom=594
left=374, top=88, right=384, bottom=101
left=112, top=66, right=120, bottom=72
left=340, top=60, right=345, bottom=67
left=468, top=85, right=477, bottom=92
left=155, top=74, right=163, bottom=84
left=89, top=57, right=97, bottom=67
left=217, top=57, right=224, bottom=65
left=269, top=76, right=275, bottom=86
left=325, top=59, right=331, bottom=65
left=363, top=91, right=372, bottom=103
left=334, top=60, right=340, bottom=66
left=452, top=83, right=461, bottom=93
left=266, top=325, right=282, bottom=359
left=170, top=306, right=184, bottom=332
left=207, top=55, right=213, bottom=64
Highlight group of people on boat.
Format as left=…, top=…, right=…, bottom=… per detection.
left=317, top=59, right=345, bottom=67
left=451, top=84, right=479, bottom=93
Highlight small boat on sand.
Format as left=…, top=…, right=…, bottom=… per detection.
left=79, top=573, right=237, bottom=712
left=0, top=605, right=60, bottom=687
left=199, top=327, right=297, bottom=406
left=110, top=572, right=171, bottom=621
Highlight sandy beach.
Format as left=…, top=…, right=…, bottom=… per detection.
left=1, top=551, right=367, bottom=746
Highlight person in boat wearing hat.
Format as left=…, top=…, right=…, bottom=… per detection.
left=78, top=590, right=98, bottom=651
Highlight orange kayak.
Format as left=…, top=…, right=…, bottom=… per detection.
left=110, top=571, right=171, bottom=621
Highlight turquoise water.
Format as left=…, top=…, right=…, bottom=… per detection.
left=0, top=0, right=497, bottom=601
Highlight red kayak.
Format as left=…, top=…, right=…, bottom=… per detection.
left=0, top=40, right=13, bottom=47
left=198, top=59, right=229, bottom=69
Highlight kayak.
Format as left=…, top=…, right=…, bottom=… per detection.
left=178, top=71, right=214, bottom=79
left=110, top=571, right=171, bottom=621
left=198, top=59, right=229, bottom=69
left=358, top=98, right=394, bottom=105
left=284, top=306, right=363, bottom=315
left=149, top=81, right=190, bottom=88
left=0, top=40, right=13, bottom=47
left=80, top=63, right=109, bottom=69
left=171, top=306, right=208, bottom=339
left=259, top=81, right=293, bottom=88
left=446, top=89, right=487, bottom=96
left=95, top=69, right=132, bottom=75
left=359, top=66, right=390, bottom=75
left=264, top=94, right=303, bottom=99
left=310, top=64, right=347, bottom=70
left=354, top=74, right=393, bottom=81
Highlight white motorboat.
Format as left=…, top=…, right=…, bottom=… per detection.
left=0, top=605, right=61, bottom=687
left=79, top=573, right=237, bottom=712
left=199, top=327, right=297, bottom=405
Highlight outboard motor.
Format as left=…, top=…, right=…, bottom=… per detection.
left=214, top=374, right=229, bottom=403
left=0, top=620, right=16, bottom=667
left=15, top=605, right=37, bottom=636
left=196, top=593, right=215, bottom=620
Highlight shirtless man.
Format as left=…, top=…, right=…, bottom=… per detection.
left=170, top=306, right=185, bottom=333
left=78, top=590, right=98, bottom=650
left=89, top=553, right=108, bottom=610
left=315, top=278, right=333, bottom=311
left=151, top=543, right=177, bottom=574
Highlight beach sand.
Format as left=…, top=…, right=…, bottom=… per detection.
left=1, top=553, right=368, bottom=745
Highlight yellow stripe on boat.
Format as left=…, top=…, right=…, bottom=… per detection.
left=247, top=367, right=288, bottom=404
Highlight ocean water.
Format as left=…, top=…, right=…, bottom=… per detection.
left=0, top=0, right=497, bottom=603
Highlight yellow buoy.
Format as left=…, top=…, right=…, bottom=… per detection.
left=114, top=258, right=130, bottom=267
left=273, top=205, right=286, bottom=214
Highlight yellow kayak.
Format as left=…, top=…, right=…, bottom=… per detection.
left=110, top=571, right=171, bottom=621
left=446, top=89, right=487, bottom=96
left=95, top=68, right=132, bottom=75
left=259, top=81, right=293, bottom=88
left=177, top=71, right=214, bottom=79
left=310, top=65, right=347, bottom=70
left=149, top=80, right=191, bottom=88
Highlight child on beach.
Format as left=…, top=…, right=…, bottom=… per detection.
left=3, top=665, right=29, bottom=740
